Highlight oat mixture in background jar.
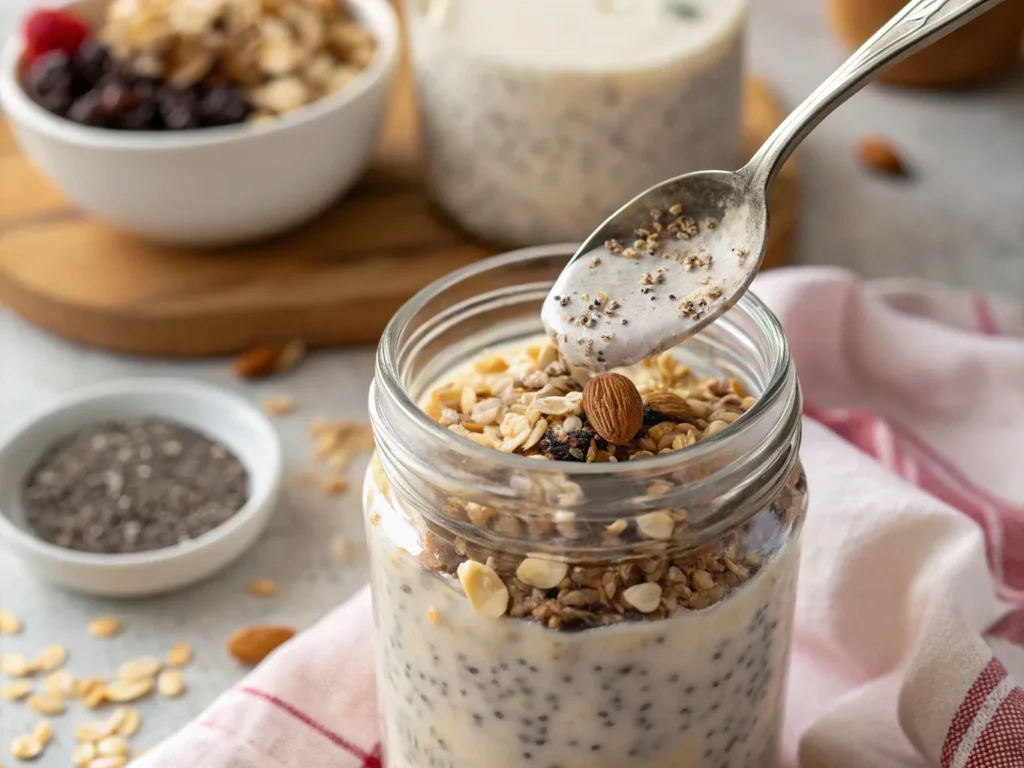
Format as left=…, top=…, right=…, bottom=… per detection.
left=365, top=246, right=807, bottom=768
left=405, top=0, right=748, bottom=246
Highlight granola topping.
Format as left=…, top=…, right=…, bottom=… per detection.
left=410, top=339, right=801, bottom=631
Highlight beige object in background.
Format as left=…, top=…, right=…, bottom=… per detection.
left=828, top=0, right=1024, bottom=88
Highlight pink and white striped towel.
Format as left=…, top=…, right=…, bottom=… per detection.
left=137, top=267, right=1024, bottom=768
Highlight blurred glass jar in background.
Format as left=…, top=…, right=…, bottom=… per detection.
left=404, top=0, right=749, bottom=246
left=828, top=0, right=1024, bottom=89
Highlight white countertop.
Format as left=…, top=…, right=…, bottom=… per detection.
left=1, top=0, right=1023, bottom=763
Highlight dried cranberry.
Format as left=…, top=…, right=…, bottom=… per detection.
left=24, top=51, right=74, bottom=115
left=120, top=101, right=160, bottom=131
left=72, top=40, right=110, bottom=88
left=23, top=9, right=91, bottom=64
left=68, top=91, right=110, bottom=127
left=198, top=86, right=251, bottom=126
left=99, top=81, right=141, bottom=113
left=158, top=86, right=199, bottom=130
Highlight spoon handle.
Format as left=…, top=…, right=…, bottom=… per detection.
left=742, top=0, right=1005, bottom=190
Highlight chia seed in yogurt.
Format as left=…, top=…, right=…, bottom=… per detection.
left=406, top=0, right=748, bottom=246
left=365, top=339, right=806, bottom=767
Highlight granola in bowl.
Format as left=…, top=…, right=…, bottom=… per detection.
left=18, top=0, right=377, bottom=130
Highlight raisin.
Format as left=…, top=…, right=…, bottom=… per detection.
left=539, top=429, right=594, bottom=462
left=643, top=404, right=670, bottom=427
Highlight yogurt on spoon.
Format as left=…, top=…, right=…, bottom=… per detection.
left=542, top=199, right=753, bottom=371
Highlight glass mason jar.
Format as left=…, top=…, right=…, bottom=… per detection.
left=404, top=0, right=749, bottom=247
left=365, top=245, right=806, bottom=768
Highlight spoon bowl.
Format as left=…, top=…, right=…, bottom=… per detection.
left=545, top=0, right=1003, bottom=371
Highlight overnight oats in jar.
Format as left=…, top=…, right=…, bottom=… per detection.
left=365, top=246, right=806, bottom=767
left=405, top=0, right=748, bottom=246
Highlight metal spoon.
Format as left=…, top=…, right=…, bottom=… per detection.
left=545, top=0, right=1005, bottom=369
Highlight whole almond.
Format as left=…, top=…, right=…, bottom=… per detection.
left=232, top=340, right=306, bottom=380
left=643, top=390, right=695, bottom=420
left=582, top=373, right=644, bottom=445
left=856, top=137, right=908, bottom=177
left=227, top=626, right=296, bottom=665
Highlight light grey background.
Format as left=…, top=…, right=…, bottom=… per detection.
left=1, top=0, right=1023, bottom=763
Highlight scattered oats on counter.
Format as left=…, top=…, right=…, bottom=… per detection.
left=0, top=615, right=200, bottom=765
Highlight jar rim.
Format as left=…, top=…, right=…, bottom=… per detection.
left=374, top=243, right=793, bottom=480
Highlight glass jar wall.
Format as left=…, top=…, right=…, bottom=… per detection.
left=405, top=0, right=749, bottom=246
left=365, top=245, right=806, bottom=768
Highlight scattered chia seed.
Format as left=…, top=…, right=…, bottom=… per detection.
left=22, top=418, right=248, bottom=554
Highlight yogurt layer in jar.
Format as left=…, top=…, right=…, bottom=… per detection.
left=366, top=246, right=806, bottom=767
left=405, top=0, right=748, bottom=246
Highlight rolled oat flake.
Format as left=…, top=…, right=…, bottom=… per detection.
left=23, top=419, right=249, bottom=554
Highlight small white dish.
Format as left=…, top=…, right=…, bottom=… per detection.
left=0, top=379, right=283, bottom=597
left=0, top=0, right=398, bottom=247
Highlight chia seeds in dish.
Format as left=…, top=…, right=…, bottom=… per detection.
left=365, top=337, right=806, bottom=767
left=23, top=419, right=248, bottom=554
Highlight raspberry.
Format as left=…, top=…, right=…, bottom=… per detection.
left=23, top=9, right=92, bottom=65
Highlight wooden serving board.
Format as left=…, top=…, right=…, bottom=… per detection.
left=0, top=74, right=798, bottom=358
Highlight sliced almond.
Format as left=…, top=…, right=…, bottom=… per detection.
left=636, top=511, right=676, bottom=540
left=27, top=693, right=65, bottom=715
left=456, top=560, right=509, bottom=619
left=74, top=720, right=115, bottom=742
left=82, top=682, right=108, bottom=709
left=167, top=643, right=192, bottom=669
left=227, top=626, right=295, bottom=665
left=623, top=582, right=663, bottom=614
left=857, top=136, right=908, bottom=177
left=32, top=719, right=53, bottom=745
left=262, top=395, right=295, bottom=416
left=88, top=618, right=123, bottom=638
left=1, top=679, right=33, bottom=700
left=73, top=742, right=97, bottom=766
left=516, top=558, right=568, bottom=590
left=156, top=669, right=185, bottom=698
left=33, top=644, right=67, bottom=672
left=116, top=657, right=161, bottom=682
left=96, top=736, right=129, bottom=757
left=10, top=734, right=43, bottom=760
left=248, top=579, right=279, bottom=597
left=0, top=608, right=22, bottom=635
left=76, top=676, right=107, bottom=699
left=114, top=708, right=141, bottom=738
left=582, top=373, right=644, bottom=445
left=104, top=678, right=153, bottom=703
left=42, top=669, right=76, bottom=696
left=0, top=652, right=31, bottom=676
left=232, top=339, right=305, bottom=379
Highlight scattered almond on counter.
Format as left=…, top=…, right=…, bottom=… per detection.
left=167, top=643, right=192, bottom=669
left=857, top=136, right=909, bottom=177
left=248, top=579, right=279, bottom=597
left=227, top=625, right=296, bottom=665
left=262, top=395, right=296, bottom=416
left=0, top=609, right=22, bottom=635
left=233, top=340, right=306, bottom=379
left=88, top=618, right=123, bottom=638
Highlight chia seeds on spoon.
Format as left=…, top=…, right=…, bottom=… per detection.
left=23, top=419, right=249, bottom=555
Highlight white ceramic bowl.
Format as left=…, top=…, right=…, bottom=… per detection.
left=0, top=379, right=283, bottom=597
left=0, top=0, right=397, bottom=247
